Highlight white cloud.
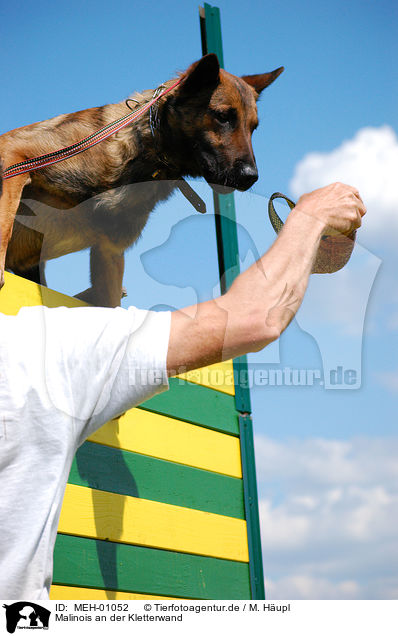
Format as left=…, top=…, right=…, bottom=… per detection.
left=289, top=126, right=398, bottom=244
left=255, top=435, right=398, bottom=599
left=255, top=436, right=398, bottom=489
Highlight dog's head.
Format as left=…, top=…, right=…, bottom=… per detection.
left=163, top=54, right=283, bottom=192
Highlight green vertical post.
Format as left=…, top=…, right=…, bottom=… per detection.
left=239, top=414, right=265, bottom=600
left=199, top=3, right=265, bottom=600
left=199, top=2, right=251, bottom=414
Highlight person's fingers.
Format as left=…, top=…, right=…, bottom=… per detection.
left=349, top=188, right=366, bottom=214
left=352, top=192, right=367, bottom=217
left=354, top=209, right=363, bottom=229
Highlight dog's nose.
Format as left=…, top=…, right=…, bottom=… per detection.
left=236, top=163, right=258, bottom=191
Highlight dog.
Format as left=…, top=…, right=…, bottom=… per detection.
left=0, top=54, right=283, bottom=307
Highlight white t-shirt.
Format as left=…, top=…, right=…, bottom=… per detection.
left=0, top=304, right=171, bottom=600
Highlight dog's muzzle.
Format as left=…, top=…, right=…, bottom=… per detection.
left=200, top=152, right=258, bottom=193
left=234, top=162, right=258, bottom=191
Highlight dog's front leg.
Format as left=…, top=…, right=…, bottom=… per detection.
left=0, top=171, right=31, bottom=289
left=75, top=245, right=125, bottom=308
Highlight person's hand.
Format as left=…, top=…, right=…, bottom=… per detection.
left=293, top=183, right=366, bottom=273
left=294, top=182, right=366, bottom=236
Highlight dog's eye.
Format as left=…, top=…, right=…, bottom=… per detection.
left=213, top=109, right=237, bottom=127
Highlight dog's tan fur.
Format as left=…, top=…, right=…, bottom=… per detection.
left=0, top=54, right=283, bottom=306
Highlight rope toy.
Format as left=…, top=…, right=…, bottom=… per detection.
left=268, top=192, right=356, bottom=274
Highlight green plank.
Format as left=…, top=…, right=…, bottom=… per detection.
left=53, top=534, right=251, bottom=600
left=140, top=378, right=239, bottom=435
left=70, top=441, right=245, bottom=519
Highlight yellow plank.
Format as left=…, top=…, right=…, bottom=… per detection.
left=89, top=409, right=242, bottom=479
left=50, top=585, right=175, bottom=600
left=177, top=360, right=235, bottom=396
left=59, top=484, right=249, bottom=562
left=0, top=271, right=86, bottom=314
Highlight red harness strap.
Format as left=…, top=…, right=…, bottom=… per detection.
left=3, top=78, right=182, bottom=180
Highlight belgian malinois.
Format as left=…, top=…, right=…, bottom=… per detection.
left=0, top=54, right=283, bottom=306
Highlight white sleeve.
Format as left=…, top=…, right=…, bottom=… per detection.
left=41, top=305, right=171, bottom=444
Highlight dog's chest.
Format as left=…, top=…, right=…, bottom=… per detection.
left=18, top=177, right=177, bottom=258
left=91, top=178, right=177, bottom=244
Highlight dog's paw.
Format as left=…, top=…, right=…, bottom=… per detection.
left=74, top=287, right=96, bottom=305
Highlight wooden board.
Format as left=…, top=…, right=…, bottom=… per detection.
left=89, top=408, right=242, bottom=478
left=178, top=360, right=234, bottom=396
left=141, top=379, right=239, bottom=435
left=58, top=484, right=249, bottom=562
left=71, top=441, right=245, bottom=518
left=0, top=271, right=86, bottom=313
left=53, top=534, right=251, bottom=599
left=50, top=584, right=175, bottom=600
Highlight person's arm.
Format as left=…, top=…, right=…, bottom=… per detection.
left=167, top=182, right=366, bottom=375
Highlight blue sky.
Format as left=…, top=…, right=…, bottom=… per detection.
left=2, top=0, right=398, bottom=600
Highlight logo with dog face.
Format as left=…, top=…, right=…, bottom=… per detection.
left=2, top=603, right=50, bottom=633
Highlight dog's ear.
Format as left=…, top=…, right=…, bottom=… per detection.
left=179, top=54, right=220, bottom=94
left=241, top=67, right=284, bottom=98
